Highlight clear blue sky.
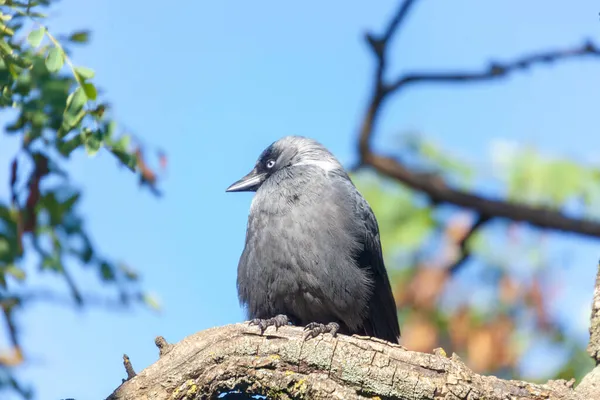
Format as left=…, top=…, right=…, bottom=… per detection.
left=1, top=1, right=600, bottom=399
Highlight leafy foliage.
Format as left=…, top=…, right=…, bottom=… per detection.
left=0, top=1, right=163, bottom=398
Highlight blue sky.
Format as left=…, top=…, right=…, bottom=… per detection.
left=1, top=1, right=600, bottom=399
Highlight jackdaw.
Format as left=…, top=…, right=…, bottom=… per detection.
left=226, top=136, right=400, bottom=343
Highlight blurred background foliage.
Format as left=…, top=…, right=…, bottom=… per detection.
left=0, top=0, right=163, bottom=397
left=0, top=0, right=598, bottom=398
left=352, top=134, right=598, bottom=381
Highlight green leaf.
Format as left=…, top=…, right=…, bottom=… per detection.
left=82, top=82, right=97, bottom=100
left=113, top=135, right=131, bottom=151
left=58, top=110, right=86, bottom=138
left=5, top=265, right=26, bottom=281
left=0, top=38, right=12, bottom=55
left=31, top=110, right=48, bottom=128
left=66, top=87, right=87, bottom=113
left=111, top=148, right=137, bottom=170
left=105, top=120, right=117, bottom=140
left=84, top=132, right=102, bottom=156
left=80, top=239, right=93, bottom=263
left=7, top=63, right=19, bottom=78
left=0, top=22, right=14, bottom=36
left=391, top=208, right=434, bottom=250
left=141, top=292, right=161, bottom=311
left=0, top=237, right=10, bottom=259
left=27, top=27, right=45, bottom=48
left=62, top=193, right=81, bottom=211
left=2, top=85, right=11, bottom=99
left=75, top=66, right=95, bottom=80
left=0, top=39, right=32, bottom=69
left=68, top=30, right=90, bottom=43
left=100, top=262, right=115, bottom=281
left=119, top=263, right=139, bottom=281
left=45, top=47, right=64, bottom=72
left=41, top=254, right=62, bottom=272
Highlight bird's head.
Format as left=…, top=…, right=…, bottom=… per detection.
left=226, top=136, right=343, bottom=192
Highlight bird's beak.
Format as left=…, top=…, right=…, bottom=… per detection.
left=226, top=168, right=266, bottom=192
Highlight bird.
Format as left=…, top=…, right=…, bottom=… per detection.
left=226, top=136, right=400, bottom=343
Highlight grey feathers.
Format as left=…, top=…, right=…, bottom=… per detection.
left=228, top=136, right=401, bottom=343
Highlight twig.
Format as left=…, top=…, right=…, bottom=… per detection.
left=122, top=354, right=136, bottom=381
left=389, top=41, right=600, bottom=92
left=154, top=336, right=174, bottom=358
left=447, top=214, right=491, bottom=274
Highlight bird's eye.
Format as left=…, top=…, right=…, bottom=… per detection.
left=266, top=160, right=276, bottom=169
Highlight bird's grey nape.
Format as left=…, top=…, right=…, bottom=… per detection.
left=279, top=136, right=343, bottom=173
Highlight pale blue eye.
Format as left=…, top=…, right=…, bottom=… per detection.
left=266, top=160, right=275, bottom=169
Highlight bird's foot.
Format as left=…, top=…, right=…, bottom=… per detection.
left=303, top=322, right=340, bottom=341
left=248, top=314, right=290, bottom=335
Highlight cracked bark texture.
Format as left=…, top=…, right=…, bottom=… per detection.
left=575, top=263, right=600, bottom=400
left=104, top=321, right=596, bottom=400
left=587, top=263, right=600, bottom=364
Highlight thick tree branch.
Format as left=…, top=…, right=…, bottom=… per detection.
left=105, top=323, right=580, bottom=400
left=365, top=155, right=600, bottom=237
left=587, top=262, right=600, bottom=363
left=357, top=1, right=600, bottom=241
left=573, top=263, right=600, bottom=398
left=102, top=259, right=600, bottom=400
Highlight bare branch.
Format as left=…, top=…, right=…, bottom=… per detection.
left=359, top=0, right=421, bottom=157
left=382, top=0, right=418, bottom=42
left=357, top=3, right=600, bottom=238
left=389, top=41, right=600, bottom=92
left=447, top=214, right=490, bottom=274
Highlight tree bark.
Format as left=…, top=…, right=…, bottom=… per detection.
left=104, top=321, right=598, bottom=400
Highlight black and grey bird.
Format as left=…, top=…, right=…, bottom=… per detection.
left=226, top=136, right=400, bottom=343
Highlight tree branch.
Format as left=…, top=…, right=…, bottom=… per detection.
left=586, top=261, right=600, bottom=363
left=573, top=263, right=600, bottom=398
left=389, top=41, right=600, bottom=92
left=357, top=2, right=600, bottom=239
left=365, top=155, right=600, bottom=237
left=105, top=323, right=581, bottom=400
left=446, top=214, right=490, bottom=274
left=101, top=259, right=600, bottom=400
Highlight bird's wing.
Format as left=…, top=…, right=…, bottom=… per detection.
left=338, top=177, right=401, bottom=343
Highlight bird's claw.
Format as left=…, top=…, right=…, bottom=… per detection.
left=303, top=322, right=340, bottom=340
left=248, top=314, right=290, bottom=335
